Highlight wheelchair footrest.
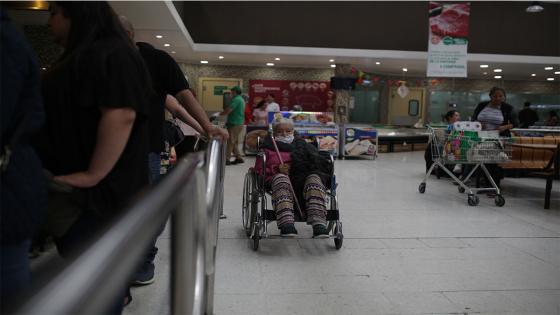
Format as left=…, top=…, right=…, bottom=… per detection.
left=263, top=210, right=339, bottom=221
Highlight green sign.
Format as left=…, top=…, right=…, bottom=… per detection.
left=213, top=86, right=228, bottom=95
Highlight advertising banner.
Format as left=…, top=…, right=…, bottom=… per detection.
left=343, top=127, right=377, bottom=157
left=249, top=80, right=334, bottom=112
left=427, top=2, right=470, bottom=78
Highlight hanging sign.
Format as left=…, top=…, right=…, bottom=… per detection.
left=427, top=2, right=470, bottom=77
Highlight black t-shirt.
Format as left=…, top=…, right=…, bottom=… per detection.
left=137, top=42, right=189, bottom=153
left=38, top=39, right=151, bottom=218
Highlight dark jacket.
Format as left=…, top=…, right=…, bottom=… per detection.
left=0, top=9, right=47, bottom=244
left=472, top=101, right=518, bottom=137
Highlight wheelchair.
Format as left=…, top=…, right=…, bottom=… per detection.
left=241, top=137, right=343, bottom=251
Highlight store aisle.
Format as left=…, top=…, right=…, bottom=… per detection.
left=126, top=151, right=560, bottom=315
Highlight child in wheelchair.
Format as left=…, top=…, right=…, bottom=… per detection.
left=253, top=118, right=333, bottom=238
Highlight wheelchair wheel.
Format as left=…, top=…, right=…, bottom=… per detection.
left=334, top=221, right=343, bottom=250
left=242, top=172, right=252, bottom=236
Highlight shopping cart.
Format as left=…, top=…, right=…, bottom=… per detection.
left=419, top=125, right=512, bottom=206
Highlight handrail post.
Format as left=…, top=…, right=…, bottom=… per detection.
left=203, top=140, right=226, bottom=315
left=172, top=165, right=207, bottom=315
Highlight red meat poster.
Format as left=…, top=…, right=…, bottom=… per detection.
left=248, top=80, right=335, bottom=112
left=427, top=2, right=470, bottom=77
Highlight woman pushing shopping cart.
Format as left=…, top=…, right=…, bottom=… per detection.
left=419, top=122, right=512, bottom=207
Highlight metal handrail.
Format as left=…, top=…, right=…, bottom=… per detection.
left=16, top=139, right=226, bottom=315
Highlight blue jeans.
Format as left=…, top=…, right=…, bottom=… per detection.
left=1, top=240, right=31, bottom=308
left=148, top=152, right=162, bottom=185
left=136, top=153, right=167, bottom=276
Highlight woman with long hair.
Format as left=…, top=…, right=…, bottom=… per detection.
left=37, top=2, right=152, bottom=312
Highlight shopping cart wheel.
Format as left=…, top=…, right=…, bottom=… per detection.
left=418, top=183, right=426, bottom=194
left=458, top=186, right=465, bottom=193
left=495, top=195, right=505, bottom=207
left=467, top=194, right=479, bottom=206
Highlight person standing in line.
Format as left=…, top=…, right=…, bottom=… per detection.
left=265, top=93, right=280, bottom=112
left=119, top=16, right=226, bottom=286
left=36, top=2, right=152, bottom=312
left=518, top=101, right=539, bottom=128
left=219, top=86, right=246, bottom=165
left=0, top=8, right=47, bottom=310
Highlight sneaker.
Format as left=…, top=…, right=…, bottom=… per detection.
left=234, top=158, right=245, bottom=164
left=280, top=224, right=298, bottom=237
left=225, top=160, right=237, bottom=166
left=452, top=164, right=462, bottom=175
left=132, top=262, right=155, bottom=286
left=312, top=224, right=329, bottom=239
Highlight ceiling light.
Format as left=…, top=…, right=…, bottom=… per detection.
left=402, top=68, right=408, bottom=72
left=494, top=75, right=502, bottom=79
left=531, top=73, right=536, bottom=77
left=171, top=51, right=176, bottom=54
left=329, top=59, right=335, bottom=62
left=155, top=35, right=163, bottom=39
left=480, top=65, right=489, bottom=68
left=493, top=69, right=502, bottom=73
left=375, top=61, right=381, bottom=65
left=545, top=66, right=553, bottom=70
left=330, top=64, right=336, bottom=68
left=200, top=60, right=208, bottom=64
left=41, top=67, right=46, bottom=70
left=266, top=63, right=274, bottom=66
left=275, top=57, right=280, bottom=61
left=547, top=78, right=555, bottom=81
left=164, top=43, right=170, bottom=47
left=483, top=72, right=488, bottom=75
left=554, top=71, right=560, bottom=74
left=526, top=1, right=544, bottom=13
left=218, top=56, right=224, bottom=59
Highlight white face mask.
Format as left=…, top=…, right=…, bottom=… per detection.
left=275, top=135, right=294, bottom=144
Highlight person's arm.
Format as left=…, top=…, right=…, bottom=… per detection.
left=175, top=89, right=228, bottom=140
left=54, top=107, right=136, bottom=187
left=165, top=94, right=204, bottom=135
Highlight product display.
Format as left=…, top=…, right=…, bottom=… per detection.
left=342, top=126, right=378, bottom=159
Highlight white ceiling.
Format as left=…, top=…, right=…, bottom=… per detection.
left=10, top=1, right=560, bottom=82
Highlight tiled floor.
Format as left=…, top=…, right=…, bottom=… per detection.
left=125, top=151, right=560, bottom=315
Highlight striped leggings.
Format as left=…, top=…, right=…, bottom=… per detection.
left=271, top=173, right=327, bottom=228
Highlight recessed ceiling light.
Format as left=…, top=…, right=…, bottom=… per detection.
left=480, top=64, right=489, bottom=68
left=266, top=63, right=274, bottom=66
left=555, top=71, right=560, bottom=74
left=164, top=43, right=170, bottom=47
left=155, top=35, right=163, bottom=39
left=483, top=72, right=488, bottom=75
left=41, top=67, right=46, bottom=70
left=526, top=1, right=544, bottom=13
left=275, top=57, right=280, bottom=61
left=531, top=73, right=536, bottom=77
left=494, top=75, right=502, bottom=79
left=402, top=68, right=408, bottom=72
left=545, top=66, right=553, bottom=70
left=218, top=56, right=224, bottom=59
left=547, top=78, right=555, bottom=81
left=171, top=51, right=176, bottom=54
left=200, top=60, right=208, bottom=64
left=493, top=69, right=502, bottom=73
left=329, top=59, right=335, bottom=62
left=330, top=64, right=336, bottom=68
left=375, top=61, right=381, bottom=65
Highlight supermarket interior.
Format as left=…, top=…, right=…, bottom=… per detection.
left=2, top=1, right=559, bottom=315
